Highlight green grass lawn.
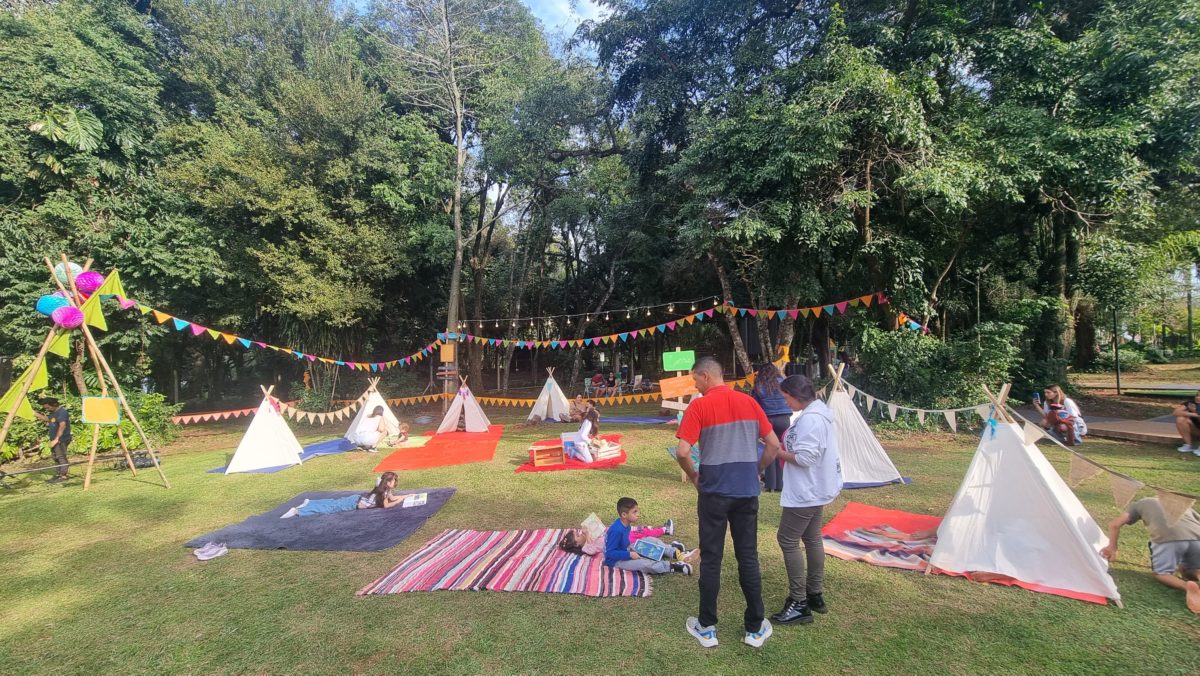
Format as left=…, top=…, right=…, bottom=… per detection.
left=1, top=404, right=1198, bottom=674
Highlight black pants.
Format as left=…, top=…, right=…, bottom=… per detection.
left=762, top=414, right=790, bottom=491
left=697, top=492, right=764, bottom=632
left=50, top=439, right=70, bottom=477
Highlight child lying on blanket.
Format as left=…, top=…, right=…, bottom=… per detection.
left=280, top=472, right=412, bottom=518
left=559, top=508, right=695, bottom=567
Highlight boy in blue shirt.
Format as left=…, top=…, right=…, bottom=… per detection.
left=605, top=497, right=693, bottom=575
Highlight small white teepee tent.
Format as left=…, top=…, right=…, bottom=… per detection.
left=795, top=364, right=904, bottom=488
left=528, top=368, right=571, bottom=422
left=437, top=377, right=491, bottom=433
left=225, top=387, right=304, bottom=474
left=345, top=378, right=401, bottom=445
left=929, top=390, right=1120, bottom=605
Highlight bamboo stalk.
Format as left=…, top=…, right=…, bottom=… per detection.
left=83, top=424, right=100, bottom=489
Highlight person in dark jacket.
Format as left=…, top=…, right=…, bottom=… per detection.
left=750, top=363, right=789, bottom=492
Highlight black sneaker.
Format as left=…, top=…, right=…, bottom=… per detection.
left=807, top=592, right=828, bottom=614
left=46, top=475, right=67, bottom=484
left=671, top=562, right=693, bottom=575
left=770, top=597, right=813, bottom=625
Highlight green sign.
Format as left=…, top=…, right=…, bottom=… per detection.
left=662, top=350, right=696, bottom=372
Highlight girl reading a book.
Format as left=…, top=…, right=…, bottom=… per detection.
left=280, top=472, right=410, bottom=518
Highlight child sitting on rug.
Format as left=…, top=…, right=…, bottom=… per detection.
left=559, top=513, right=684, bottom=558
left=603, top=497, right=694, bottom=575
left=397, top=422, right=410, bottom=444
left=280, top=472, right=411, bottom=518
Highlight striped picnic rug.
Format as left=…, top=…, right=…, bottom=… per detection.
left=357, top=528, right=652, bottom=598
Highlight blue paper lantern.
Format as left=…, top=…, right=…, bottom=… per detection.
left=53, top=261, right=83, bottom=284
left=35, top=294, right=70, bottom=316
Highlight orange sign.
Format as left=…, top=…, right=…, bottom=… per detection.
left=440, top=342, right=456, bottom=362
left=658, top=374, right=699, bottom=400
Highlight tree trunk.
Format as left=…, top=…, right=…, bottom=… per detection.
left=70, top=339, right=88, bottom=396
left=709, top=252, right=753, bottom=375
left=568, top=259, right=619, bottom=391
left=1073, top=297, right=1097, bottom=369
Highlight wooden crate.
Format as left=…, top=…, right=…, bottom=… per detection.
left=532, top=445, right=565, bottom=467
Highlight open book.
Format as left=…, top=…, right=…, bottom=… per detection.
left=402, top=493, right=427, bottom=508
left=582, top=513, right=606, bottom=541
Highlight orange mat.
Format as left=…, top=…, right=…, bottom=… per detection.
left=373, top=425, right=504, bottom=471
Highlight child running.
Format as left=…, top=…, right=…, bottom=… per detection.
left=280, top=472, right=410, bottom=518
left=604, top=497, right=694, bottom=575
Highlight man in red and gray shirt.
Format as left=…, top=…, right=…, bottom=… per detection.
left=675, top=356, right=782, bottom=648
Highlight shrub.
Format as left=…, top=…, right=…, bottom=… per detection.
left=1143, top=346, right=1172, bottom=364
left=1093, top=348, right=1147, bottom=372
left=851, top=322, right=1023, bottom=409
left=1, top=392, right=182, bottom=462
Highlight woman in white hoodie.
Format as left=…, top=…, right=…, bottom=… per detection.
left=770, top=375, right=842, bottom=626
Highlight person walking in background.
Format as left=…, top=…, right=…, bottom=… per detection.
left=750, top=363, right=789, bottom=492
left=770, top=375, right=842, bottom=626
left=675, top=357, right=782, bottom=649
left=34, top=397, right=71, bottom=483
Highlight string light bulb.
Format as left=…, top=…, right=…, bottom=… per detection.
left=626, top=310, right=631, bottom=319
left=567, top=317, right=572, bottom=325
left=605, top=313, right=610, bottom=321
left=645, top=308, right=651, bottom=316
left=691, top=304, right=696, bottom=312
left=714, top=298, right=719, bottom=306
left=668, top=304, right=674, bottom=312
left=495, top=320, right=499, bottom=328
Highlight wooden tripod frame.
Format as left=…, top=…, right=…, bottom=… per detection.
left=0, top=255, right=170, bottom=490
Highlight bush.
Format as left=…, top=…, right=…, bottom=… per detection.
left=1093, top=348, right=1147, bottom=372
left=1, top=392, right=182, bottom=462
left=851, top=321, right=1023, bottom=409
left=1143, top=346, right=1172, bottom=364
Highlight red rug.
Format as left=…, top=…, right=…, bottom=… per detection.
left=516, top=434, right=626, bottom=473
left=374, top=425, right=504, bottom=471
left=822, top=502, right=1109, bottom=605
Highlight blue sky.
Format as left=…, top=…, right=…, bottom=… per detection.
left=522, top=0, right=607, bottom=34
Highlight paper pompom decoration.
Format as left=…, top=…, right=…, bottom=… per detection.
left=36, top=293, right=70, bottom=316
left=51, top=306, right=85, bottom=329
left=53, top=261, right=83, bottom=284
left=74, top=271, right=105, bottom=294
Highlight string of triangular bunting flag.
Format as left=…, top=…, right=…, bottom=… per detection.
left=837, top=380, right=994, bottom=430
left=1006, top=407, right=1198, bottom=523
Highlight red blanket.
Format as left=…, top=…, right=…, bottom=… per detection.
left=373, top=425, right=504, bottom=471
left=515, top=434, right=626, bottom=473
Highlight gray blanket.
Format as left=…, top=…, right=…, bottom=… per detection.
left=184, top=487, right=455, bottom=552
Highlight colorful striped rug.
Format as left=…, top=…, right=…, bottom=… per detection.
left=357, top=528, right=652, bottom=598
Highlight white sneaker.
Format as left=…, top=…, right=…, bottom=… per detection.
left=686, top=617, right=718, bottom=648
left=743, top=618, right=773, bottom=648
left=1193, top=448, right=1200, bottom=457
left=1178, top=444, right=1194, bottom=453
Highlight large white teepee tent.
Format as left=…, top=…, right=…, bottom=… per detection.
left=929, top=399, right=1120, bottom=605
left=796, top=365, right=904, bottom=488
left=437, top=378, right=491, bottom=433
left=345, top=379, right=401, bottom=445
left=225, top=387, right=304, bottom=474
left=528, top=368, right=571, bottom=423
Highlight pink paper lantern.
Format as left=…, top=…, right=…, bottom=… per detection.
left=51, top=306, right=85, bottom=329
left=75, top=270, right=105, bottom=294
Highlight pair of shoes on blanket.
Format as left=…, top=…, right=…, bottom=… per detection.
left=194, top=542, right=228, bottom=561
left=280, top=499, right=311, bottom=519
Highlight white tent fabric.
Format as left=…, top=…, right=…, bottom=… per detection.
left=437, top=383, right=491, bottom=433
left=794, top=387, right=903, bottom=487
left=345, top=389, right=401, bottom=445
left=224, top=398, right=304, bottom=474
left=528, top=372, right=571, bottom=422
left=930, top=421, right=1120, bottom=604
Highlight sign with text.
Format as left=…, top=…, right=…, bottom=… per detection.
left=440, top=342, right=456, bottom=363
left=662, top=350, right=696, bottom=373
left=658, top=374, right=699, bottom=400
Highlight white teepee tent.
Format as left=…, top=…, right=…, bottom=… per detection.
left=795, top=365, right=904, bottom=488
left=528, top=368, right=571, bottom=422
left=345, top=379, right=401, bottom=445
left=225, top=387, right=304, bottom=474
left=929, top=396, right=1120, bottom=605
left=437, top=378, right=491, bottom=433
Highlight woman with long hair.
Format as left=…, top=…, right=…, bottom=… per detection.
left=751, top=363, right=789, bottom=491
left=1040, top=385, right=1087, bottom=446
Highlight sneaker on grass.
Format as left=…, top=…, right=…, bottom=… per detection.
left=662, top=519, right=674, bottom=535
left=686, top=617, right=717, bottom=648
left=743, top=619, right=772, bottom=648
left=1178, top=444, right=1194, bottom=453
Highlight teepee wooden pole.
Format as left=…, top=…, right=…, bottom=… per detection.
left=47, top=256, right=170, bottom=488
left=0, top=329, right=57, bottom=453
